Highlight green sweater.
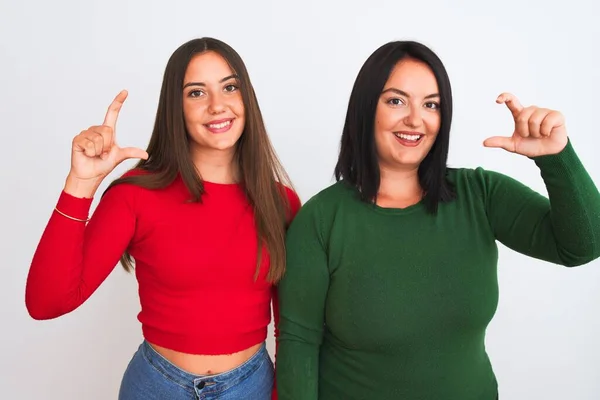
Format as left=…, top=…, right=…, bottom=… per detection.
left=276, top=140, right=600, bottom=400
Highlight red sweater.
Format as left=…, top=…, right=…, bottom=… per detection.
left=26, top=171, right=300, bottom=358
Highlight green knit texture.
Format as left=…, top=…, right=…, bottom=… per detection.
left=276, top=140, right=600, bottom=400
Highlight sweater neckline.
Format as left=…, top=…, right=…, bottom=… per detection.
left=342, top=182, right=425, bottom=216
left=366, top=199, right=425, bottom=216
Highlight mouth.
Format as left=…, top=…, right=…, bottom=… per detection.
left=204, top=118, right=234, bottom=133
left=393, top=131, right=424, bottom=147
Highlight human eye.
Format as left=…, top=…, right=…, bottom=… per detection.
left=425, top=101, right=440, bottom=110
left=224, top=84, right=239, bottom=93
left=188, top=89, right=205, bottom=98
left=386, top=98, right=404, bottom=106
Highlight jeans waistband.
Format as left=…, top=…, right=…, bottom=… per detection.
left=141, top=340, right=268, bottom=392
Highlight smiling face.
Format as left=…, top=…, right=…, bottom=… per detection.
left=374, top=58, right=441, bottom=172
left=182, top=51, right=246, bottom=156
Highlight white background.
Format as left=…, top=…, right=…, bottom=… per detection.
left=1, top=0, right=599, bottom=398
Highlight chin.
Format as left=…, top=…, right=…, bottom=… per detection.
left=390, top=154, right=425, bottom=169
left=191, top=132, right=242, bottom=152
left=211, top=141, right=239, bottom=151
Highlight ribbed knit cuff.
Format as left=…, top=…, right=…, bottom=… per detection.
left=55, top=191, right=93, bottom=221
left=532, top=138, right=583, bottom=176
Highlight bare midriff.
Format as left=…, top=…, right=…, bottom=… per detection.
left=148, top=342, right=263, bottom=375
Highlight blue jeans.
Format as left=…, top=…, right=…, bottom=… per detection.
left=118, top=341, right=274, bottom=399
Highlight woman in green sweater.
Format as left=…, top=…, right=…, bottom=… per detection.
left=275, top=40, right=600, bottom=400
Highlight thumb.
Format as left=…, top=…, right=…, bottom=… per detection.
left=483, top=136, right=515, bottom=152
left=116, top=147, right=149, bottom=163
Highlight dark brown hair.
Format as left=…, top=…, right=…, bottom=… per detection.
left=106, top=37, right=294, bottom=283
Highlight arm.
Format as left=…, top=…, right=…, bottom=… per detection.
left=25, top=181, right=137, bottom=319
left=272, top=186, right=302, bottom=400
left=25, top=90, right=148, bottom=320
left=276, top=200, right=329, bottom=399
left=271, top=287, right=280, bottom=400
left=476, top=139, right=600, bottom=266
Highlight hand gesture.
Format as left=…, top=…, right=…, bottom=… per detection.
left=483, top=92, right=568, bottom=157
left=69, top=90, right=148, bottom=182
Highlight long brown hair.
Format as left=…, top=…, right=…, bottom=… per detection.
left=105, top=37, right=294, bottom=283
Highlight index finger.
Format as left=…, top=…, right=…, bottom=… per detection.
left=103, top=90, right=128, bottom=128
left=496, top=92, right=524, bottom=119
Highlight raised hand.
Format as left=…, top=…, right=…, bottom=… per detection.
left=65, top=90, right=148, bottom=197
left=483, top=93, right=569, bottom=158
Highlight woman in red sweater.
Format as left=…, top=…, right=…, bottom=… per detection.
left=25, top=37, right=300, bottom=400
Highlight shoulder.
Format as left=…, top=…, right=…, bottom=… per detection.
left=102, top=168, right=154, bottom=200
left=447, top=166, right=486, bottom=188
left=274, top=183, right=302, bottom=225
left=291, top=181, right=350, bottom=222
left=120, top=168, right=148, bottom=178
left=284, top=182, right=351, bottom=249
left=280, top=184, right=301, bottom=211
left=306, top=180, right=353, bottom=203
left=446, top=166, right=520, bottom=199
left=449, top=166, right=517, bottom=183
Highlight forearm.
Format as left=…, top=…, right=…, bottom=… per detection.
left=276, top=276, right=327, bottom=399
left=26, top=192, right=93, bottom=319
left=276, top=329, right=321, bottom=399
left=483, top=140, right=600, bottom=266
left=25, top=187, right=135, bottom=319
left=534, top=139, right=600, bottom=264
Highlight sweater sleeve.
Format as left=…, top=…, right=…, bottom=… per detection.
left=272, top=186, right=303, bottom=400
left=271, top=286, right=280, bottom=400
left=25, top=182, right=137, bottom=320
left=275, top=198, right=329, bottom=400
left=475, top=139, right=600, bottom=266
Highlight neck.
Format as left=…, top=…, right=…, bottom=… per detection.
left=190, top=145, right=239, bottom=184
left=376, top=164, right=423, bottom=207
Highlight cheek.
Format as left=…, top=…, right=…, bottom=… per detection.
left=375, top=107, right=398, bottom=130
left=183, top=101, right=206, bottom=123
left=182, top=105, right=191, bottom=124
left=373, top=124, right=391, bottom=155
left=374, top=107, right=396, bottom=149
left=229, top=95, right=245, bottom=117
left=425, top=113, right=441, bottom=136
left=236, top=105, right=245, bottom=120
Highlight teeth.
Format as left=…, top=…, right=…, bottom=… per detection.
left=394, top=133, right=422, bottom=141
left=208, top=120, right=232, bottom=129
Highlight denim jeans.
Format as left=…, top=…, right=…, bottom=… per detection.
left=118, top=341, right=274, bottom=400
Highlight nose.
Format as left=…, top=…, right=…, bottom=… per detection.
left=403, top=105, right=423, bottom=129
left=208, top=93, right=226, bottom=115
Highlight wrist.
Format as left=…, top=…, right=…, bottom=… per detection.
left=64, top=174, right=103, bottom=198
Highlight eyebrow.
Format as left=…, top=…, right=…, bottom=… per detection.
left=183, top=74, right=239, bottom=89
left=381, top=88, right=439, bottom=99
